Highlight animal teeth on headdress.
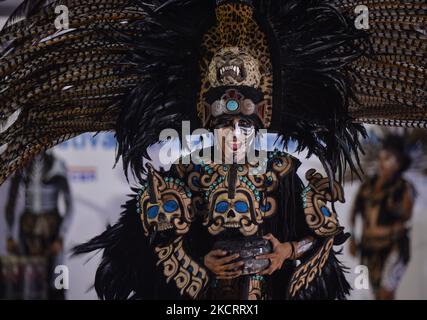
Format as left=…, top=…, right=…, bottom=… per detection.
left=219, top=66, right=241, bottom=77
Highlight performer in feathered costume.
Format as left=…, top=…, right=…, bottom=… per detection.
left=0, top=0, right=425, bottom=300
left=350, top=135, right=415, bottom=300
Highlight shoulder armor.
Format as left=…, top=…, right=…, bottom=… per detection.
left=266, top=150, right=299, bottom=179
left=301, top=169, right=344, bottom=237
left=137, top=164, right=194, bottom=239
left=137, top=164, right=210, bottom=299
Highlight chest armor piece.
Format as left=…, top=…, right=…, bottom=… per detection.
left=187, top=152, right=293, bottom=236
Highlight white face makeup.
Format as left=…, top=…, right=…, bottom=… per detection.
left=213, top=117, right=256, bottom=164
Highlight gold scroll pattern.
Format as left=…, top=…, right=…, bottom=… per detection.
left=288, top=237, right=334, bottom=298
left=302, top=169, right=345, bottom=237
left=154, top=237, right=209, bottom=299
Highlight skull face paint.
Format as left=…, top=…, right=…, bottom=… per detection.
left=212, top=115, right=257, bottom=164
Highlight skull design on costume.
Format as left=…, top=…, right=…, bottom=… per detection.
left=209, top=190, right=257, bottom=235
left=205, top=184, right=276, bottom=237
left=138, top=165, right=193, bottom=244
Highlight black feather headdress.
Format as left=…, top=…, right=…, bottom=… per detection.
left=113, top=0, right=367, bottom=183
left=1, top=0, right=425, bottom=185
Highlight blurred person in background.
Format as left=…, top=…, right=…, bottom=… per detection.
left=350, top=135, right=416, bottom=300
left=3, top=151, right=72, bottom=300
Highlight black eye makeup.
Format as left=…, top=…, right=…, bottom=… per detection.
left=238, top=119, right=252, bottom=128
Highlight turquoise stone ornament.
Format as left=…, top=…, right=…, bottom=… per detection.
left=226, top=99, right=239, bottom=111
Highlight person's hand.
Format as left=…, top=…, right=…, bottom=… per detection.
left=50, top=238, right=63, bottom=255
left=349, top=238, right=358, bottom=257
left=256, top=233, right=292, bottom=275
left=204, top=249, right=244, bottom=280
left=6, top=237, right=19, bottom=254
